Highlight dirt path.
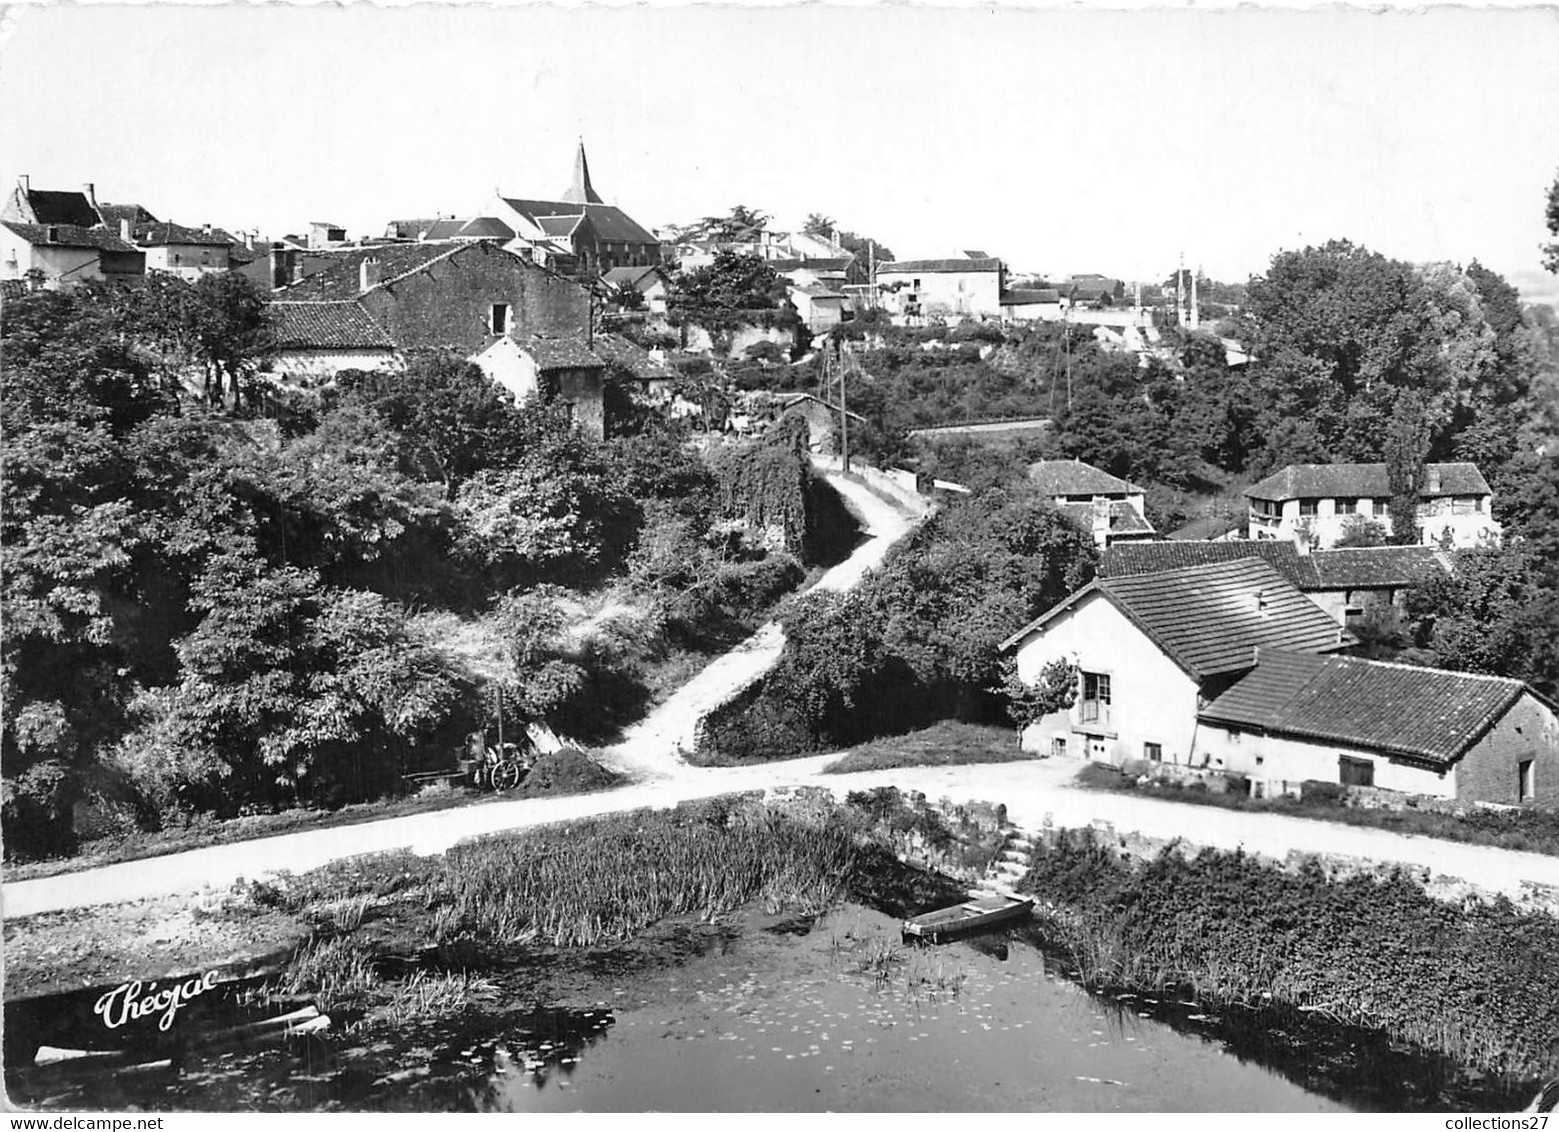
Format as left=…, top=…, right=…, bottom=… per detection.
left=11, top=756, right=1559, bottom=920
left=595, top=467, right=919, bottom=781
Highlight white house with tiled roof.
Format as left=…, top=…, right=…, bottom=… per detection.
left=1027, top=459, right=1156, bottom=548
left=1246, top=462, right=1501, bottom=549
left=875, top=256, right=1004, bottom=320
left=1197, top=649, right=1559, bottom=804
left=1, top=177, right=145, bottom=286
left=265, top=300, right=399, bottom=381
left=1000, top=559, right=1354, bottom=768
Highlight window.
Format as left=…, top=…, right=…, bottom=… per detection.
left=1339, top=756, right=1375, bottom=787
left=1299, top=499, right=1319, bottom=517
left=1452, top=496, right=1482, bottom=516
left=1144, top=742, right=1162, bottom=762
left=1051, top=736, right=1067, bottom=759
left=1336, top=498, right=1358, bottom=515
left=1252, top=499, right=1278, bottom=518
left=1081, top=671, right=1112, bottom=725
left=489, top=303, right=509, bottom=335
left=1519, top=760, right=1535, bottom=803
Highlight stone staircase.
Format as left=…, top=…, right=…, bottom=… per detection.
left=972, top=825, right=1034, bottom=898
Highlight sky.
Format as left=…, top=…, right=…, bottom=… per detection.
left=3, top=4, right=1559, bottom=304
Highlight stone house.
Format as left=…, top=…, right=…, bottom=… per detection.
left=601, top=265, right=672, bottom=315
left=1246, top=462, right=1500, bottom=549
left=1, top=178, right=144, bottom=286
left=1001, top=558, right=1354, bottom=767
left=264, top=300, right=399, bottom=382
left=1198, top=648, right=1559, bottom=805
left=134, top=221, right=235, bottom=279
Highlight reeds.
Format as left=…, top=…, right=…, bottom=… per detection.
left=435, top=800, right=860, bottom=949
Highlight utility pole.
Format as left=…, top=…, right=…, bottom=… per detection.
left=838, top=339, right=851, bottom=474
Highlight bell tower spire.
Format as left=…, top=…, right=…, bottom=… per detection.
left=563, top=137, right=604, bottom=205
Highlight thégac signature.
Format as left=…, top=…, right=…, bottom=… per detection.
left=93, top=972, right=220, bottom=1033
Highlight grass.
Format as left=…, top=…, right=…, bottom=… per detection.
left=821, top=721, right=1034, bottom=775
left=1073, top=761, right=1559, bottom=859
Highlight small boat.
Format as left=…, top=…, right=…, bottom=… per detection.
left=902, top=893, right=1034, bottom=944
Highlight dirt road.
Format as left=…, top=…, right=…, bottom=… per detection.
left=596, top=467, right=920, bottom=780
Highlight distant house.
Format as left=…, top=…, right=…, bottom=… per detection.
left=1246, top=462, right=1500, bottom=549
left=875, top=257, right=1004, bottom=321
left=788, top=283, right=848, bottom=332
left=1198, top=648, right=1559, bottom=805
left=470, top=335, right=605, bottom=441
left=265, top=300, right=399, bottom=381
left=1, top=178, right=144, bottom=286
left=135, top=221, right=235, bottom=279
left=1001, top=559, right=1354, bottom=767
left=486, top=141, right=662, bottom=277
left=1000, top=288, right=1064, bottom=322
left=307, top=221, right=348, bottom=249
left=1066, top=274, right=1126, bottom=307
left=775, top=393, right=865, bottom=455
left=1026, top=459, right=1156, bottom=547
left=591, top=331, right=678, bottom=402
left=389, top=216, right=517, bottom=243
left=601, top=264, right=672, bottom=314
left=1097, top=540, right=1453, bottom=629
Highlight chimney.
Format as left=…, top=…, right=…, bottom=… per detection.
left=82, top=182, right=97, bottom=207
left=359, top=256, right=381, bottom=293
left=18, top=174, right=29, bottom=192
left=1253, top=589, right=1270, bottom=615
left=202, top=223, right=212, bottom=236
left=1427, top=466, right=1441, bottom=494
left=1091, top=497, right=1111, bottom=546
left=1291, top=528, right=1311, bottom=557
left=119, top=218, right=132, bottom=242
left=243, top=231, right=255, bottom=251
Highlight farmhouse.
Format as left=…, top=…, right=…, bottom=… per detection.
left=1246, top=462, right=1500, bottom=549
left=1198, top=649, right=1559, bottom=805
left=1001, top=558, right=1353, bottom=766
left=875, top=256, right=1004, bottom=320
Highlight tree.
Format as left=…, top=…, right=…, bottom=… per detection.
left=1401, top=547, right=1559, bottom=698
left=335, top=352, right=543, bottom=497
left=1333, top=515, right=1389, bottom=548
left=1544, top=167, right=1559, bottom=274
left=1384, top=391, right=1430, bottom=545
left=803, top=214, right=835, bottom=237
left=996, top=657, right=1078, bottom=730
left=671, top=251, right=787, bottom=320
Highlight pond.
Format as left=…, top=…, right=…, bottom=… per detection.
left=6, top=904, right=1521, bottom=1112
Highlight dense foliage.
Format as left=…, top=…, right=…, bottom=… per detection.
left=1021, top=829, right=1559, bottom=1079
left=0, top=282, right=824, bottom=859
left=697, top=484, right=1098, bottom=760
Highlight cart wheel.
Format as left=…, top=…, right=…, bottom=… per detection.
left=490, top=761, right=522, bottom=792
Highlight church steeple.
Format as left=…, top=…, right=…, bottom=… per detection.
left=563, top=138, right=604, bottom=205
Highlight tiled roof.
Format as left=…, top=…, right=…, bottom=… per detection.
left=421, top=216, right=516, bottom=241
left=1028, top=459, right=1144, bottom=496
left=136, top=221, right=233, bottom=247
left=1307, top=546, right=1452, bottom=589
left=96, top=202, right=159, bottom=228
left=267, top=301, right=396, bottom=350
left=383, top=218, right=442, bottom=240
left=793, top=282, right=845, bottom=299
left=878, top=258, right=1002, bottom=275
left=1002, top=289, right=1061, bottom=304
left=601, top=265, right=666, bottom=289
left=1098, top=540, right=1452, bottom=592
left=270, top=241, right=501, bottom=300
left=590, top=332, right=675, bottom=381
left=777, top=393, right=867, bottom=424
left=1002, top=558, right=1353, bottom=680
left=1, top=220, right=138, bottom=253
left=1245, top=462, right=1492, bottom=501
left=501, top=197, right=659, bottom=246
left=21, top=189, right=100, bottom=227
left=520, top=336, right=603, bottom=370
left=0, top=279, right=30, bottom=301
left=1056, top=500, right=1156, bottom=536
left=1200, top=648, right=1527, bottom=767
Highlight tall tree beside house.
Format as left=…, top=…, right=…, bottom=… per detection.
left=669, top=251, right=795, bottom=335
left=803, top=214, right=835, bottom=237
left=1384, top=390, right=1431, bottom=545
